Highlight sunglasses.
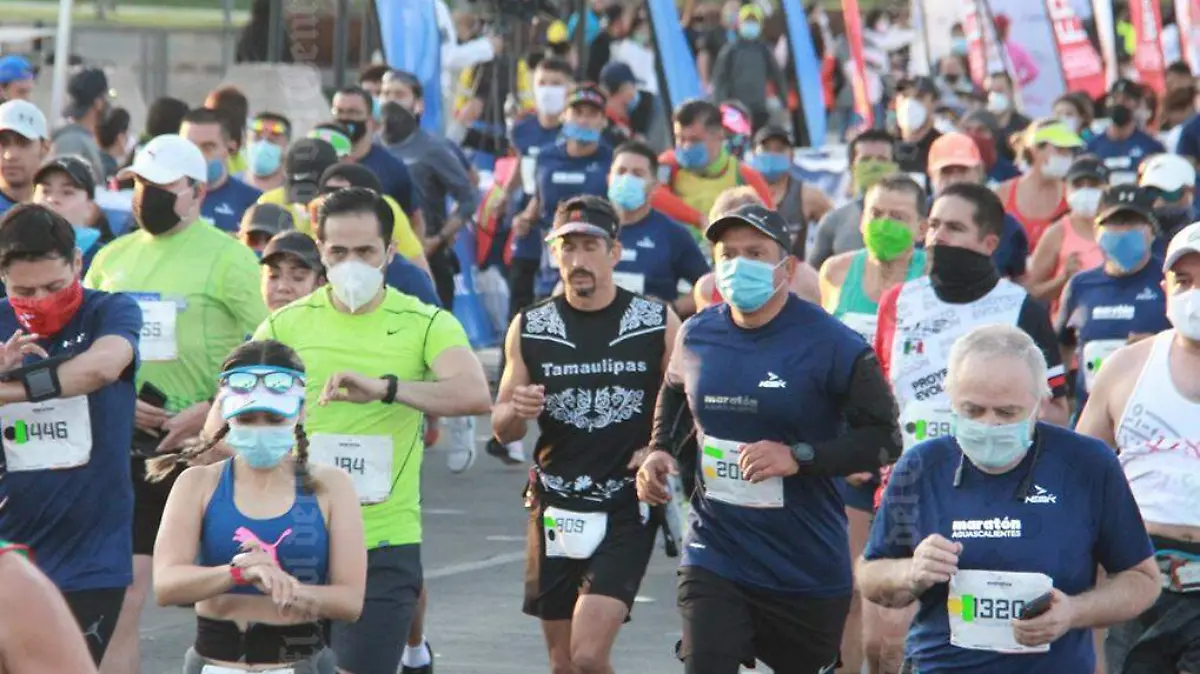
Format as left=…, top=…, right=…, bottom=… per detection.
left=219, top=367, right=306, bottom=393
left=253, top=119, right=290, bottom=136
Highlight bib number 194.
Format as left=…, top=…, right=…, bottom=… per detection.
left=334, top=456, right=367, bottom=475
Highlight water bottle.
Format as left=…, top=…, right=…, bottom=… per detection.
left=661, top=474, right=687, bottom=557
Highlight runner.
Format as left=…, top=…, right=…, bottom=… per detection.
left=1138, top=152, right=1197, bottom=242
left=893, top=77, right=943, bottom=190
left=32, top=155, right=114, bottom=272
left=253, top=186, right=491, bottom=674
left=1026, top=155, right=1107, bottom=310
left=493, top=194, right=677, bottom=674
left=180, top=107, right=262, bottom=233
left=1077, top=221, right=1200, bottom=674
left=0, top=542, right=100, bottom=674
left=1085, top=80, right=1165, bottom=184
left=807, top=129, right=898, bottom=270
left=606, top=140, right=709, bottom=313
left=259, top=230, right=325, bottom=311
left=637, top=203, right=902, bottom=674
left=0, top=99, right=48, bottom=216
left=995, top=120, right=1079, bottom=250
left=0, top=203, right=141, bottom=665
left=859, top=324, right=1160, bottom=673
left=255, top=137, right=340, bottom=231
left=150, top=340, right=366, bottom=674
left=84, top=133, right=269, bottom=674
left=244, top=113, right=291, bottom=192
left=750, top=125, right=833, bottom=259
left=1056, top=185, right=1170, bottom=412
left=239, top=202, right=294, bottom=256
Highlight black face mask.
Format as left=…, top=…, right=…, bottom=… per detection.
left=380, top=101, right=419, bottom=145
left=928, top=244, right=1000, bottom=303
left=337, top=118, right=368, bottom=144
left=1109, top=104, right=1133, bottom=127
left=944, top=73, right=960, bottom=85
left=1154, top=206, right=1191, bottom=237
left=132, top=183, right=182, bottom=235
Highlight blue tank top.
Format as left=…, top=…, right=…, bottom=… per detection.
left=199, top=461, right=330, bottom=594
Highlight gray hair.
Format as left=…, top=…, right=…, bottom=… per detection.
left=946, top=324, right=1051, bottom=399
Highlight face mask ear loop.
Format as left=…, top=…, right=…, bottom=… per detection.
left=1012, top=420, right=1044, bottom=502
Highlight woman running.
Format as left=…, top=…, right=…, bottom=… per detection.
left=995, top=120, right=1081, bottom=250
left=150, top=340, right=366, bottom=674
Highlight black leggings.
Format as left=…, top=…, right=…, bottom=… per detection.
left=63, top=587, right=126, bottom=665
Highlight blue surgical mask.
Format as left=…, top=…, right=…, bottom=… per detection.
left=73, top=225, right=101, bottom=253
left=715, top=256, right=785, bottom=312
left=951, top=37, right=968, bottom=55
left=226, top=424, right=295, bottom=469
left=626, top=91, right=642, bottom=115
left=607, top=173, right=647, bottom=211
left=951, top=412, right=1034, bottom=470
left=1098, top=228, right=1148, bottom=273
left=751, top=152, right=792, bottom=181
left=372, top=96, right=383, bottom=122
left=206, top=158, right=225, bottom=186
left=676, top=143, right=710, bottom=170
left=247, top=141, right=283, bottom=178
left=738, top=22, right=761, bottom=40
left=563, top=122, right=601, bottom=144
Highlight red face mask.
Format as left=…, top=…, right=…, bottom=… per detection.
left=967, top=131, right=998, bottom=169
left=9, top=280, right=84, bottom=337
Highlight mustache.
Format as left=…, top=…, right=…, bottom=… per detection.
left=568, top=269, right=596, bottom=282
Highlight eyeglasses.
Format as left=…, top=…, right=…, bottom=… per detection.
left=253, top=119, right=290, bottom=136
left=219, top=367, right=305, bottom=393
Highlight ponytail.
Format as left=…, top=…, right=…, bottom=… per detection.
left=293, top=423, right=319, bottom=494
left=145, top=425, right=230, bottom=482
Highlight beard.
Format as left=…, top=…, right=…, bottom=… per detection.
left=567, top=269, right=596, bottom=297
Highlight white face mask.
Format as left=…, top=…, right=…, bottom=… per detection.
left=986, top=92, right=1012, bottom=115
left=327, top=259, right=385, bottom=312
left=1067, top=187, right=1102, bottom=217
left=1041, top=153, right=1072, bottom=179
left=534, top=85, right=568, bottom=117
left=934, top=116, right=958, bottom=135
left=1169, top=289, right=1200, bottom=340
left=1058, top=115, right=1081, bottom=133
left=896, top=98, right=928, bottom=134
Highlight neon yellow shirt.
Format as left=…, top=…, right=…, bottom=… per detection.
left=256, top=188, right=424, bottom=259
left=84, top=220, right=268, bottom=411
left=253, top=287, right=469, bottom=548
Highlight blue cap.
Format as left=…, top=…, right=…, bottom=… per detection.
left=0, top=55, right=34, bottom=86
left=599, top=61, right=639, bottom=92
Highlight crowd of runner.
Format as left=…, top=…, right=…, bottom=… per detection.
left=0, top=1, right=1198, bottom=673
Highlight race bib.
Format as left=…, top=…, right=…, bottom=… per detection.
left=130, top=293, right=178, bottom=362
left=542, top=506, right=607, bottom=559
left=202, top=666, right=294, bottom=674
left=1081, top=339, right=1124, bottom=390
left=0, top=396, right=92, bottom=471
left=700, top=436, right=784, bottom=508
left=520, top=156, right=538, bottom=195
left=900, top=400, right=953, bottom=451
left=948, top=569, right=1053, bottom=654
left=309, top=434, right=394, bottom=504
left=840, top=312, right=879, bottom=344
left=613, top=271, right=646, bottom=294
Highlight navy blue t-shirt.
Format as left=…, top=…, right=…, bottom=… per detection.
left=673, top=296, right=869, bottom=594
left=359, top=143, right=422, bottom=217
left=508, top=118, right=563, bottom=262
left=994, top=214, right=1030, bottom=279
left=0, top=190, right=14, bottom=217
left=201, top=176, right=262, bottom=233
left=986, top=157, right=1021, bottom=186
left=385, top=256, right=440, bottom=307
left=1085, top=130, right=1166, bottom=183
left=0, top=289, right=140, bottom=592
left=534, top=142, right=615, bottom=297
left=865, top=424, right=1153, bottom=674
left=1171, top=112, right=1200, bottom=165
left=1058, top=261, right=1169, bottom=402
left=615, top=209, right=710, bottom=303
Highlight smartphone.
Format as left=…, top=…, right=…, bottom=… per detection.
left=1018, top=592, right=1054, bottom=620
left=131, top=382, right=168, bottom=459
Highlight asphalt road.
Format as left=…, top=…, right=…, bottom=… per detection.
left=137, top=420, right=699, bottom=674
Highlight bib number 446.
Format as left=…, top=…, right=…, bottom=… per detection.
left=6, top=419, right=69, bottom=443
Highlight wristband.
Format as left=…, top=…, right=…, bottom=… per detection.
left=229, top=565, right=250, bottom=586
left=381, top=375, right=399, bottom=405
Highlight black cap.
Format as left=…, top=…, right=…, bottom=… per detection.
left=284, top=138, right=338, bottom=205
left=34, top=155, right=97, bottom=199
left=1065, top=155, right=1109, bottom=185
left=753, top=124, right=792, bottom=146
left=240, top=203, right=294, bottom=237
left=1110, top=78, right=1144, bottom=100
left=260, top=230, right=323, bottom=271
left=599, top=62, right=639, bottom=93
left=66, top=68, right=108, bottom=118
left=706, top=203, right=792, bottom=252
left=567, top=83, right=607, bottom=110
left=1097, top=184, right=1158, bottom=227
left=546, top=195, right=619, bottom=241
left=897, top=76, right=939, bottom=99
left=319, top=162, right=383, bottom=194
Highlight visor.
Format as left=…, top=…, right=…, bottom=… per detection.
left=218, top=366, right=306, bottom=419
left=545, top=220, right=614, bottom=242
left=1031, top=123, right=1084, bottom=149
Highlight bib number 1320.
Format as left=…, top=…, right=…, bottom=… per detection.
left=959, top=596, right=1027, bottom=621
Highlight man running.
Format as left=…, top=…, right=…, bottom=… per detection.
left=0, top=543, right=100, bottom=674
left=493, top=195, right=678, bottom=674
left=1077, top=221, right=1200, bottom=674
left=254, top=186, right=491, bottom=674
left=0, top=204, right=141, bottom=665
left=0, top=100, right=48, bottom=216
left=637, top=203, right=902, bottom=674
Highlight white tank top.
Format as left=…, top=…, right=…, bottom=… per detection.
left=1115, top=329, right=1200, bottom=528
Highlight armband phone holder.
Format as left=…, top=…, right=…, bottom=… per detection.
left=0, top=353, right=71, bottom=403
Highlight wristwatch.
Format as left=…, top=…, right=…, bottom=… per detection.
left=790, top=442, right=815, bottom=468
left=381, top=375, right=399, bottom=405
left=229, top=565, right=249, bottom=586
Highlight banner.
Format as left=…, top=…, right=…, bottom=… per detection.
left=1045, top=0, right=1106, bottom=99
left=1178, top=0, right=1200, bottom=74
left=1092, top=0, right=1119, bottom=86
left=780, top=0, right=827, bottom=146
left=986, top=1, right=1062, bottom=117
left=910, top=0, right=960, bottom=73
left=376, top=0, right=442, bottom=132
left=963, top=0, right=1006, bottom=86
left=841, top=0, right=874, bottom=130
left=646, top=0, right=702, bottom=111
left=1130, top=0, right=1167, bottom=93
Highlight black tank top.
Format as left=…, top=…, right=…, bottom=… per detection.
left=520, top=288, right=667, bottom=512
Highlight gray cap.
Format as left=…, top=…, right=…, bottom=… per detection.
left=240, top=203, right=294, bottom=237
left=260, top=230, right=323, bottom=272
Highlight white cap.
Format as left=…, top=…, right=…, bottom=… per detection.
left=118, top=134, right=207, bottom=185
left=0, top=100, right=47, bottom=140
left=1164, top=222, right=1200, bottom=271
left=1140, top=153, right=1196, bottom=194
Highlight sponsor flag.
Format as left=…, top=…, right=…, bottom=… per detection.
left=1130, top=0, right=1167, bottom=93
left=1045, top=0, right=1106, bottom=99
left=842, top=0, right=874, bottom=130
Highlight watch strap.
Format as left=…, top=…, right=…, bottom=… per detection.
left=381, top=375, right=399, bottom=405
left=230, top=565, right=249, bottom=586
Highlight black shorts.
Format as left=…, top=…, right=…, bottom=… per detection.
left=1106, top=588, right=1200, bottom=674
left=523, top=500, right=655, bottom=621
left=131, top=458, right=183, bottom=556
left=677, top=565, right=849, bottom=674
left=63, top=587, right=126, bottom=665
left=329, top=544, right=423, bottom=674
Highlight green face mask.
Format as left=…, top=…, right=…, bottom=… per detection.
left=863, top=218, right=915, bottom=262
left=853, top=160, right=900, bottom=196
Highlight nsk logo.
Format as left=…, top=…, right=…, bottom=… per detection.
left=952, top=517, right=1023, bottom=539
left=910, top=368, right=947, bottom=401
left=540, top=360, right=648, bottom=377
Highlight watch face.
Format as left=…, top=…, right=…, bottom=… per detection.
left=27, top=369, right=55, bottom=398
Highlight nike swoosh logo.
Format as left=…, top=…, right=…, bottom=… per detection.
left=387, top=329, right=401, bottom=335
